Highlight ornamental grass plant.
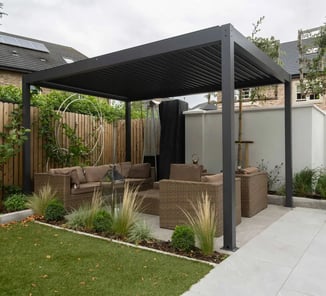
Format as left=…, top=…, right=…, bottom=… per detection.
left=112, top=183, right=143, bottom=237
left=26, top=184, right=57, bottom=216
left=66, top=189, right=106, bottom=230
left=182, top=193, right=217, bottom=256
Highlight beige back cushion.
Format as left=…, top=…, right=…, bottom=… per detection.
left=84, top=165, right=111, bottom=182
left=115, top=162, right=132, bottom=178
left=128, top=163, right=151, bottom=178
left=201, top=173, right=223, bottom=183
left=169, top=164, right=201, bottom=181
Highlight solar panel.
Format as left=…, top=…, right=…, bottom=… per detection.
left=0, top=34, right=49, bottom=53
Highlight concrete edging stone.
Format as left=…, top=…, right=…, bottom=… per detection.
left=268, top=194, right=326, bottom=210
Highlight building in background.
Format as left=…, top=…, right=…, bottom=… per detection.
left=0, top=31, right=87, bottom=88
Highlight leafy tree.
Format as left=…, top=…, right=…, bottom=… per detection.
left=298, top=23, right=326, bottom=100
left=0, top=105, right=30, bottom=201
left=0, top=2, right=7, bottom=21
left=237, top=17, right=281, bottom=167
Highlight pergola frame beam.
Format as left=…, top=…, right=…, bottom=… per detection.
left=21, top=23, right=293, bottom=251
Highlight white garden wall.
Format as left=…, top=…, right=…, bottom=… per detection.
left=184, top=104, right=326, bottom=186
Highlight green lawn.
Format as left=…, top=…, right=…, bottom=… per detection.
left=0, top=222, right=212, bottom=296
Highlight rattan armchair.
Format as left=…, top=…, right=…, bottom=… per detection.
left=236, top=171, right=268, bottom=217
left=159, top=178, right=241, bottom=237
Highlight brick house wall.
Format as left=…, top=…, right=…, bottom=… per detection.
left=0, top=69, right=23, bottom=87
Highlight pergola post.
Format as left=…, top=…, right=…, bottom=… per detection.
left=125, top=101, right=131, bottom=161
left=221, top=24, right=237, bottom=251
left=22, top=78, right=32, bottom=194
left=284, top=81, right=293, bottom=207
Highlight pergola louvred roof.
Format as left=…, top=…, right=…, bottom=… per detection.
left=22, top=24, right=293, bottom=251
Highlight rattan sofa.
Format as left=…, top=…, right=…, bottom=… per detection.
left=159, top=164, right=242, bottom=237
left=34, top=163, right=154, bottom=210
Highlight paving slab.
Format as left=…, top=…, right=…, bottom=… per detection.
left=182, top=207, right=326, bottom=296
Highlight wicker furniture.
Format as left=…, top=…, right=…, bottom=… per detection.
left=159, top=178, right=242, bottom=237
left=34, top=163, right=155, bottom=210
left=236, top=170, right=268, bottom=217
left=34, top=172, right=100, bottom=210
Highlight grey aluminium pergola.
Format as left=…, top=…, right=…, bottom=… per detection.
left=22, top=23, right=293, bottom=251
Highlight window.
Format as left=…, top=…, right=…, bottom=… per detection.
left=296, top=85, right=320, bottom=101
left=63, top=57, right=74, bottom=64
left=234, top=88, right=251, bottom=101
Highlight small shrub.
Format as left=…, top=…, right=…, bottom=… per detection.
left=26, top=184, right=57, bottom=216
left=112, top=184, right=143, bottom=237
left=293, top=168, right=315, bottom=197
left=182, top=193, right=217, bottom=256
left=171, top=225, right=195, bottom=252
left=93, top=210, right=113, bottom=233
left=316, top=173, right=326, bottom=199
left=3, top=185, right=22, bottom=198
left=257, top=159, right=284, bottom=191
left=66, top=208, right=88, bottom=230
left=44, top=200, right=66, bottom=222
left=4, top=193, right=28, bottom=212
left=128, top=220, right=153, bottom=244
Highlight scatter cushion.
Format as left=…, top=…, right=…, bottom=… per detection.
left=70, top=170, right=80, bottom=187
left=201, top=173, right=223, bottom=183
left=169, top=164, right=201, bottom=181
left=84, top=165, right=111, bottom=182
left=128, top=163, right=151, bottom=178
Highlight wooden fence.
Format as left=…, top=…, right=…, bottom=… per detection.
left=0, top=102, right=145, bottom=194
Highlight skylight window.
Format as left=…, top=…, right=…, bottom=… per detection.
left=0, top=34, right=49, bottom=53
left=63, top=57, right=74, bottom=64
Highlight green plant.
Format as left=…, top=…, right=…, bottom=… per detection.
left=293, top=168, right=315, bottom=197
left=171, top=225, right=195, bottom=252
left=182, top=193, right=217, bottom=256
left=316, top=173, right=326, bottom=199
left=4, top=193, right=27, bottom=212
left=0, top=106, right=30, bottom=196
left=93, top=209, right=113, bottom=233
left=66, top=189, right=104, bottom=230
left=128, top=220, right=153, bottom=244
left=257, top=159, right=284, bottom=191
left=26, top=184, right=57, bottom=216
left=0, top=85, right=22, bottom=103
left=44, top=200, right=66, bottom=222
left=112, top=184, right=143, bottom=237
left=3, top=185, right=22, bottom=198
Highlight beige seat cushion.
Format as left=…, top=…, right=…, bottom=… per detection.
left=169, top=164, right=201, bottom=181
left=240, top=167, right=260, bottom=174
left=71, top=182, right=101, bottom=195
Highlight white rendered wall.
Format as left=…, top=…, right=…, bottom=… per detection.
left=185, top=105, right=326, bottom=185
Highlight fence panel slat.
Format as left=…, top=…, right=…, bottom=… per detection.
left=0, top=102, right=145, bottom=198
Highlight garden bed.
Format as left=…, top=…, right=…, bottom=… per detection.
left=35, top=218, right=227, bottom=265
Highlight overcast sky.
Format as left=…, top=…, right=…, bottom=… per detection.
left=1, top=0, right=326, bottom=106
